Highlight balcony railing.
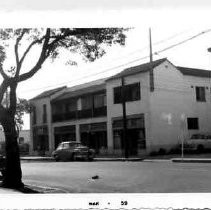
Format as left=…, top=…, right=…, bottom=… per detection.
left=93, top=106, right=107, bottom=117
left=52, top=106, right=107, bottom=122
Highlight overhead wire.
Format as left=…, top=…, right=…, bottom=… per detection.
left=19, top=28, right=211, bottom=95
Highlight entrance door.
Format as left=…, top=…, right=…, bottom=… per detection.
left=127, top=129, right=138, bottom=156
left=113, top=129, right=139, bottom=156
left=38, top=135, right=49, bottom=155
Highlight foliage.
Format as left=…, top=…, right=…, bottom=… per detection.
left=0, top=28, right=127, bottom=125
left=15, top=98, right=30, bottom=131
left=0, top=28, right=128, bottom=188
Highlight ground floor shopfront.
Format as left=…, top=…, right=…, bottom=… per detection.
left=53, top=122, right=107, bottom=154
left=31, top=115, right=147, bottom=157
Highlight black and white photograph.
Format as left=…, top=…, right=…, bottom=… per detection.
left=0, top=0, right=211, bottom=209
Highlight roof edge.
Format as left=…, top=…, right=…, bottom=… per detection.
left=106, top=57, right=168, bottom=82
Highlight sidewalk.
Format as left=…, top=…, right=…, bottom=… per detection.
left=21, top=156, right=54, bottom=161
left=20, top=156, right=144, bottom=162
left=20, top=155, right=211, bottom=163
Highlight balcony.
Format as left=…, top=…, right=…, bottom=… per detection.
left=52, top=106, right=107, bottom=122
left=93, top=106, right=107, bottom=117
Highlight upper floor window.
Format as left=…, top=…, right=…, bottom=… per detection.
left=114, top=82, right=140, bottom=104
left=187, top=117, right=199, bottom=130
left=66, top=99, right=77, bottom=112
left=196, top=86, right=206, bottom=102
left=93, top=93, right=106, bottom=108
left=81, top=95, right=92, bottom=110
left=43, top=104, right=47, bottom=123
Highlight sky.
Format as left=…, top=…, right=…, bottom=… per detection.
left=1, top=1, right=211, bottom=129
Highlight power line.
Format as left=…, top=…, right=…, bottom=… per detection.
left=123, top=28, right=192, bottom=57
left=19, top=28, right=211, bottom=95
left=154, top=29, right=211, bottom=55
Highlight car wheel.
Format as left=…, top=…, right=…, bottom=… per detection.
left=71, top=153, right=75, bottom=161
left=197, top=145, right=204, bottom=153
left=88, top=153, right=95, bottom=161
left=54, top=155, right=60, bottom=162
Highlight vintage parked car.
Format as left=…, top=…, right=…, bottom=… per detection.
left=184, top=133, right=211, bottom=151
left=52, top=141, right=95, bottom=161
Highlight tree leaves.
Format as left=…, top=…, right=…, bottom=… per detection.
left=15, top=98, right=30, bottom=131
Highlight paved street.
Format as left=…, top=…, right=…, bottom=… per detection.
left=21, top=160, right=211, bottom=193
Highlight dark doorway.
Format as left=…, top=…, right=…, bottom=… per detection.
left=81, top=131, right=107, bottom=153
left=113, top=128, right=145, bottom=156
left=37, top=135, right=49, bottom=155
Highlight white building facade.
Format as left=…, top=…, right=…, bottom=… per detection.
left=29, top=58, right=211, bottom=156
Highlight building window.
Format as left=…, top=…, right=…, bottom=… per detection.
left=196, top=86, right=206, bottom=102
left=81, top=95, right=92, bottom=110
left=66, top=99, right=77, bottom=112
left=113, top=82, right=140, bottom=104
left=187, top=118, right=199, bottom=130
left=93, top=93, right=106, bottom=108
left=19, top=137, right=24, bottom=144
left=43, top=104, right=47, bottom=123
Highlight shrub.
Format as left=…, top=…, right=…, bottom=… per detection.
left=158, top=148, right=166, bottom=155
left=19, top=143, right=29, bottom=155
left=149, top=151, right=158, bottom=156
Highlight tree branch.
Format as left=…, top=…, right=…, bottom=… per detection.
left=18, top=28, right=51, bottom=82
left=0, top=64, right=9, bottom=80
left=15, top=33, right=45, bottom=78
left=14, top=30, right=26, bottom=64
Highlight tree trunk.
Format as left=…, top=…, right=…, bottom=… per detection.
left=1, top=119, right=23, bottom=188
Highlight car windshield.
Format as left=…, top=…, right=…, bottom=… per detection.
left=57, top=142, right=82, bottom=150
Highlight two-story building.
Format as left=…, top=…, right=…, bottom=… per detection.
left=29, top=58, right=211, bottom=156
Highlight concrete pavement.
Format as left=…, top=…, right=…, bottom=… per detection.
left=1, top=156, right=211, bottom=193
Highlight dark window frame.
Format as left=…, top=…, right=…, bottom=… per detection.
left=113, top=82, right=141, bottom=104
left=196, top=86, right=206, bottom=102
left=43, top=104, right=47, bottom=123
left=187, top=117, right=199, bottom=130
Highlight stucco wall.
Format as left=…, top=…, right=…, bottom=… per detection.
left=30, top=97, right=52, bottom=155
left=149, top=60, right=211, bottom=152
left=182, top=74, right=211, bottom=136
left=149, top=60, right=186, bottom=151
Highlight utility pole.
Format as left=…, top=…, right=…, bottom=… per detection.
left=121, top=77, right=129, bottom=158
left=149, top=28, right=154, bottom=92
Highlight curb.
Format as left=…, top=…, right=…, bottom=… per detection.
left=172, top=158, right=211, bottom=163
left=142, top=159, right=171, bottom=162
left=94, top=158, right=144, bottom=161
left=21, top=157, right=54, bottom=162
left=24, top=184, right=68, bottom=193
